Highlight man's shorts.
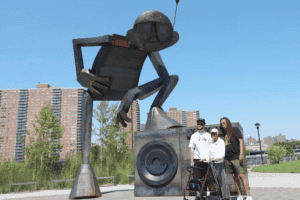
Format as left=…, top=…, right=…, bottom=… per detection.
left=225, top=159, right=244, bottom=174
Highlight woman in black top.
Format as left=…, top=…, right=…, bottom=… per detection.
left=220, top=117, right=252, bottom=200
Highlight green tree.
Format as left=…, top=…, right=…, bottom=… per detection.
left=92, top=101, right=133, bottom=184
left=267, top=143, right=287, bottom=164
left=273, top=142, right=294, bottom=156
left=18, top=102, right=64, bottom=181
left=243, top=143, right=250, bottom=156
left=90, top=145, right=101, bottom=165
left=92, top=101, right=119, bottom=148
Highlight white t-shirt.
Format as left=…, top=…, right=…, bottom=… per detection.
left=189, top=131, right=212, bottom=163
left=209, top=138, right=225, bottom=163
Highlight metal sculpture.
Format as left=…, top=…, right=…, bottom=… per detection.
left=69, top=9, right=182, bottom=199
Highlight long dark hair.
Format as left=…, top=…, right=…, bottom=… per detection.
left=220, top=117, right=235, bottom=147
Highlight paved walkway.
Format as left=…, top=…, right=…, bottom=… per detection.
left=248, top=171, right=300, bottom=188
left=1, top=171, right=300, bottom=200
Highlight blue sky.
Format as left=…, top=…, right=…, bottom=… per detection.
left=1, top=0, right=299, bottom=145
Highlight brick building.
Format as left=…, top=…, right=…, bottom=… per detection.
left=0, top=83, right=84, bottom=163
left=166, top=107, right=200, bottom=127
left=125, top=107, right=199, bottom=153
left=245, top=136, right=257, bottom=144
left=275, top=133, right=286, bottom=143
left=123, top=100, right=140, bottom=154
left=262, top=133, right=287, bottom=145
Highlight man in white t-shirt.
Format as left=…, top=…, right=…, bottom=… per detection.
left=189, top=118, right=212, bottom=200
left=209, top=128, right=232, bottom=200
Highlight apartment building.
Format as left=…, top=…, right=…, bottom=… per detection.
left=123, top=100, right=140, bottom=154
left=245, top=136, right=257, bottom=144
left=166, top=107, right=200, bottom=127
left=0, top=83, right=84, bottom=163
left=262, top=133, right=287, bottom=145
left=140, top=123, right=146, bottom=132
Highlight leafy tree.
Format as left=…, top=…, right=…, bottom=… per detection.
left=92, top=101, right=119, bottom=148
left=92, top=101, right=133, bottom=184
left=243, top=143, right=250, bottom=156
left=90, top=145, right=101, bottom=165
left=267, top=143, right=287, bottom=164
left=273, top=142, right=294, bottom=156
left=17, top=101, right=64, bottom=180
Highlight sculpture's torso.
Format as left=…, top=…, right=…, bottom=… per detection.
left=90, top=36, right=148, bottom=100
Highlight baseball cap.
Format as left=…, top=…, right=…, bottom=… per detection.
left=210, top=128, right=219, bottom=134
left=197, top=118, right=206, bottom=125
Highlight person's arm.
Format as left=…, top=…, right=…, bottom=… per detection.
left=217, top=139, right=225, bottom=162
left=239, top=138, right=244, bottom=156
left=206, top=135, right=212, bottom=162
left=189, top=135, right=195, bottom=165
left=190, top=147, right=195, bottom=165
left=233, top=128, right=243, bottom=154
left=238, top=137, right=244, bottom=164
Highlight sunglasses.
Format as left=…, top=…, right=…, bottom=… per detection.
left=197, top=123, right=205, bottom=126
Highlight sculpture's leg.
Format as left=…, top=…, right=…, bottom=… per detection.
left=69, top=90, right=101, bottom=199
left=138, top=74, right=182, bottom=131
left=147, top=51, right=179, bottom=110
left=119, top=76, right=182, bottom=131
left=150, top=74, right=178, bottom=109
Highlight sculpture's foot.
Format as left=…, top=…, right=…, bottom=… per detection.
left=69, top=164, right=101, bottom=199
left=144, top=107, right=184, bottom=131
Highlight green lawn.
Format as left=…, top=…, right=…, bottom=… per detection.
left=252, top=160, right=300, bottom=173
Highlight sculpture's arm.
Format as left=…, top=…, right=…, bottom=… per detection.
left=73, top=35, right=113, bottom=94
left=73, top=35, right=113, bottom=77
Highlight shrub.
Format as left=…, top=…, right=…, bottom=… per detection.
left=267, top=144, right=287, bottom=164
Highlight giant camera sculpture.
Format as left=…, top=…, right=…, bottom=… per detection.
left=134, top=123, right=250, bottom=197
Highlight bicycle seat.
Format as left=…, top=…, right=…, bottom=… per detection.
left=189, top=178, right=204, bottom=183
left=186, top=166, right=203, bottom=173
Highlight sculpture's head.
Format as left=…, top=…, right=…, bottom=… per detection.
left=126, top=10, right=179, bottom=52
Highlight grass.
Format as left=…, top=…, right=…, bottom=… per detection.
left=0, top=151, right=135, bottom=194
left=252, top=159, right=300, bottom=173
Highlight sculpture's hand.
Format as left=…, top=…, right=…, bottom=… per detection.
left=78, top=69, right=111, bottom=96
left=116, top=92, right=134, bottom=128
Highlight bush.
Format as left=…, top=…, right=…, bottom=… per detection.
left=0, top=143, right=136, bottom=194
left=267, top=144, right=287, bottom=164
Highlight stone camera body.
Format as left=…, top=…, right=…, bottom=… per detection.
left=134, top=123, right=249, bottom=197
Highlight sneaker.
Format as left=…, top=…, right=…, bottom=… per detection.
left=245, top=196, right=253, bottom=200
left=237, top=196, right=244, bottom=200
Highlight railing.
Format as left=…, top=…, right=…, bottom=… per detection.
left=127, top=175, right=134, bottom=185
left=246, top=155, right=297, bottom=168
left=52, top=176, right=116, bottom=189
left=8, top=182, right=36, bottom=193
left=7, top=176, right=117, bottom=193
